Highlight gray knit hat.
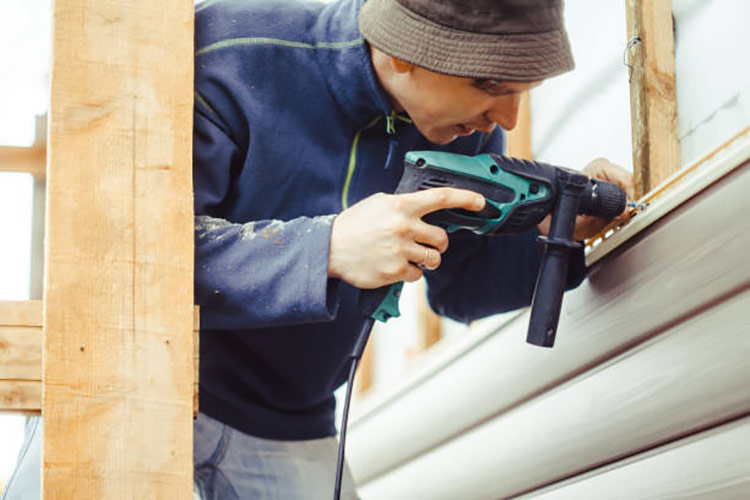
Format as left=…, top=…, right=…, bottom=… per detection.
left=359, top=0, right=575, bottom=82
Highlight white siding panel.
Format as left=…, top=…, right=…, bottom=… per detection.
left=358, top=291, right=750, bottom=500
left=348, top=160, right=750, bottom=487
left=515, top=417, right=750, bottom=500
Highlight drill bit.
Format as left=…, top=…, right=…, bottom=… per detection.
left=627, top=200, right=649, bottom=211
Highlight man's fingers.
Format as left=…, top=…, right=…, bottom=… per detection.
left=405, top=244, right=441, bottom=271
left=402, top=187, right=485, bottom=217
left=584, top=158, right=635, bottom=201
left=403, top=263, right=424, bottom=283
left=412, top=221, right=449, bottom=253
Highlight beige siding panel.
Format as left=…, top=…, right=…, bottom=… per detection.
left=348, top=161, right=750, bottom=485
left=514, top=417, right=750, bottom=500
left=358, top=290, right=750, bottom=499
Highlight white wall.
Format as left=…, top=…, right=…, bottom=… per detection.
left=530, top=0, right=750, bottom=175
left=531, top=0, right=633, bottom=171
left=673, top=0, right=750, bottom=166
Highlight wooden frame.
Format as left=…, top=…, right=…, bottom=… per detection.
left=0, top=301, right=200, bottom=415
left=9, top=0, right=198, bottom=496
left=0, top=146, right=46, bottom=180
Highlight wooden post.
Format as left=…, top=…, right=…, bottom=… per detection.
left=356, top=340, right=375, bottom=395
left=43, top=0, right=194, bottom=497
left=415, top=280, right=441, bottom=352
left=625, top=0, right=680, bottom=198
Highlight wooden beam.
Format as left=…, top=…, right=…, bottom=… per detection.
left=0, top=146, right=46, bottom=180
left=415, top=280, right=441, bottom=352
left=0, top=301, right=43, bottom=413
left=356, top=339, right=375, bottom=395
left=0, top=301, right=200, bottom=417
left=43, top=0, right=194, bottom=496
left=625, top=0, right=680, bottom=198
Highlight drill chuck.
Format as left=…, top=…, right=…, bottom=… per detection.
left=580, top=179, right=627, bottom=220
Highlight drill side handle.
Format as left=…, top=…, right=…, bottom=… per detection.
left=527, top=240, right=578, bottom=347
left=526, top=175, right=584, bottom=348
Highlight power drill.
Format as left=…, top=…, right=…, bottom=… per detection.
left=333, top=151, right=626, bottom=500
left=361, top=150, right=627, bottom=347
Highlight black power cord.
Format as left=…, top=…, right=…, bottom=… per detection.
left=333, top=317, right=375, bottom=500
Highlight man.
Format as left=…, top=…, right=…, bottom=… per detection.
left=191, top=0, right=633, bottom=498
left=1, top=0, right=632, bottom=499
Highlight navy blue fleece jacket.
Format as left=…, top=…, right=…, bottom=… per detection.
left=193, top=0, right=585, bottom=440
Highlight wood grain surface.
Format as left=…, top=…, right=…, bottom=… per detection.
left=625, top=0, right=680, bottom=196
left=43, top=0, right=194, bottom=497
left=0, top=303, right=200, bottom=417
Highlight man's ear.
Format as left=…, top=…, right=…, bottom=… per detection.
left=391, top=56, right=415, bottom=74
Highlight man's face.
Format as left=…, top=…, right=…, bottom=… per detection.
left=387, top=61, right=542, bottom=145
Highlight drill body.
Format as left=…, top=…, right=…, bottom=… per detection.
left=398, top=151, right=624, bottom=237
left=363, top=151, right=626, bottom=348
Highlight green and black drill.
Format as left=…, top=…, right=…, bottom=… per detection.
left=333, top=151, right=626, bottom=499
left=360, top=150, right=626, bottom=346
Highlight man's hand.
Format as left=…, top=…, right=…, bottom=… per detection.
left=329, top=188, right=485, bottom=289
left=538, top=158, right=635, bottom=241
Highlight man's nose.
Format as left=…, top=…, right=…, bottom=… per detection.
left=487, top=93, right=521, bottom=131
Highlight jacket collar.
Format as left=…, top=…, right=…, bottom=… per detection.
left=313, top=0, right=394, bottom=128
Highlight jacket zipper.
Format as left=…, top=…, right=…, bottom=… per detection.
left=341, top=112, right=413, bottom=210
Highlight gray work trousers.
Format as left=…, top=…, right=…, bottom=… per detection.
left=2, top=414, right=359, bottom=500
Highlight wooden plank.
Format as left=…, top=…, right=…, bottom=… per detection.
left=625, top=0, right=680, bottom=197
left=0, top=146, right=46, bottom=180
left=517, top=417, right=750, bottom=499
left=415, top=280, right=441, bottom=351
left=358, top=290, right=750, bottom=499
left=0, top=327, right=41, bottom=380
left=1, top=301, right=44, bottom=414
left=43, top=0, right=194, bottom=495
left=0, top=303, right=200, bottom=416
left=349, top=158, right=750, bottom=484
left=0, top=300, right=42, bottom=326
left=0, top=380, right=42, bottom=413
left=356, top=339, right=375, bottom=395
left=505, top=90, right=532, bottom=160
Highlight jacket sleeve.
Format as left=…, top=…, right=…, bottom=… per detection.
left=193, top=109, right=340, bottom=330
left=423, top=129, right=587, bottom=324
